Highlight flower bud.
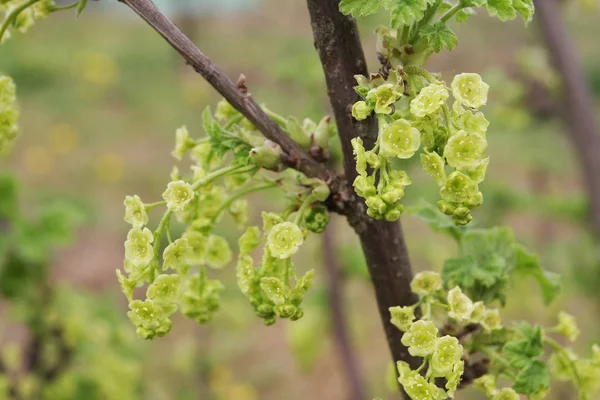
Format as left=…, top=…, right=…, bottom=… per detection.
left=250, top=139, right=282, bottom=170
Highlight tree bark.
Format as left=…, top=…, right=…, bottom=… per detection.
left=322, top=226, right=367, bottom=400
left=534, top=0, right=600, bottom=239
left=306, top=0, right=420, bottom=377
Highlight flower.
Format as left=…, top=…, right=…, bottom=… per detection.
left=162, top=180, right=194, bottom=211
left=480, top=308, right=502, bottom=331
left=352, top=101, right=373, bottom=121
left=163, top=238, right=192, bottom=273
left=440, top=171, right=478, bottom=203
left=421, top=150, right=446, bottom=185
left=351, top=137, right=368, bottom=176
left=410, top=83, right=449, bottom=118
left=366, top=83, right=402, bottom=115
left=402, top=373, right=446, bottom=400
left=206, top=235, right=233, bottom=268
left=123, top=195, right=148, bottom=228
left=448, top=286, right=474, bottom=321
left=444, top=130, right=488, bottom=170
left=491, top=388, right=520, bottom=400
left=555, top=311, right=580, bottom=342
left=124, top=227, right=154, bottom=267
left=401, top=320, right=439, bottom=357
left=127, top=299, right=172, bottom=339
left=389, top=306, right=416, bottom=331
left=171, top=126, right=195, bottom=160
left=267, top=222, right=304, bottom=259
left=182, top=231, right=208, bottom=264
left=451, top=73, right=489, bottom=109
left=411, top=271, right=442, bottom=295
left=430, top=336, right=463, bottom=377
left=380, top=119, right=421, bottom=159
left=446, top=360, right=464, bottom=398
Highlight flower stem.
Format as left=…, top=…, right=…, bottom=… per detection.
left=440, top=2, right=465, bottom=23
left=210, top=181, right=278, bottom=224
left=293, top=194, right=316, bottom=225
left=145, top=201, right=166, bottom=211
left=191, top=164, right=254, bottom=191
left=0, top=0, right=42, bottom=42
left=410, top=0, right=444, bottom=43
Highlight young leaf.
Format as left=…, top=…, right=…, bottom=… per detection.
left=486, top=0, right=517, bottom=21
left=513, top=0, right=535, bottom=25
left=339, top=0, right=383, bottom=17
left=388, top=0, right=428, bottom=28
left=406, top=201, right=465, bottom=240
left=456, top=8, right=476, bottom=23
left=513, top=360, right=551, bottom=394
left=418, top=22, right=458, bottom=53
left=503, top=323, right=543, bottom=369
left=513, top=244, right=560, bottom=304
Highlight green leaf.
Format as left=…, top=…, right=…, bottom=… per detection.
left=503, top=323, right=543, bottom=370
left=513, top=0, right=535, bottom=25
left=388, top=0, right=428, bottom=28
left=202, top=107, right=252, bottom=165
left=486, top=0, right=516, bottom=21
left=513, top=244, right=560, bottom=304
left=443, top=254, right=504, bottom=288
left=418, top=22, right=458, bottom=53
left=456, top=7, right=476, bottom=23
left=406, top=201, right=464, bottom=240
left=513, top=360, right=550, bottom=394
left=339, top=0, right=383, bottom=16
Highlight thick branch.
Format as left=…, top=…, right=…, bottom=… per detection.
left=306, top=0, right=420, bottom=380
left=322, top=226, right=367, bottom=400
left=534, top=0, right=600, bottom=239
left=119, top=0, right=345, bottom=197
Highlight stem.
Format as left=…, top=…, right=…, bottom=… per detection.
left=403, top=65, right=438, bottom=84
left=442, top=104, right=455, bottom=134
left=145, top=201, right=166, bottom=210
left=224, top=114, right=244, bottom=130
left=410, top=0, right=444, bottom=43
left=153, top=209, right=173, bottom=258
left=0, top=0, right=41, bottom=42
left=440, top=2, right=464, bottom=23
left=293, top=194, right=315, bottom=225
left=322, top=225, right=368, bottom=400
left=481, top=347, right=517, bottom=380
left=210, top=182, right=277, bottom=223
left=190, top=164, right=253, bottom=191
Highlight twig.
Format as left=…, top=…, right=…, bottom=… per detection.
left=305, top=0, right=420, bottom=394
left=322, top=225, right=367, bottom=400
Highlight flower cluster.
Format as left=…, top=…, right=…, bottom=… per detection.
left=0, top=75, right=18, bottom=155
left=0, top=0, right=56, bottom=43
left=117, top=103, right=330, bottom=338
left=350, top=70, right=490, bottom=225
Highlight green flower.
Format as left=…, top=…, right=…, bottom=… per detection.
left=260, top=277, right=287, bottom=305
left=421, top=150, right=446, bottom=185
left=206, top=235, right=233, bottom=268
left=389, top=306, right=416, bottom=332
left=447, top=286, right=474, bottom=321
left=459, top=110, right=489, bottom=136
left=380, top=119, right=421, bottom=159
left=171, top=126, right=195, bottom=160
left=410, top=83, right=449, bottom=118
left=214, top=99, right=238, bottom=122
left=446, top=360, right=464, bottom=398
left=179, top=273, right=224, bottom=324
left=303, top=205, right=330, bottom=234
left=123, top=195, right=148, bottom=228
left=444, top=130, right=488, bottom=170
left=366, top=83, right=402, bottom=115
left=352, top=101, right=373, bottom=121
left=181, top=231, right=208, bottom=265
left=351, top=137, right=368, bottom=176
left=411, top=271, right=442, bottom=295
left=147, top=274, right=181, bottom=303
left=555, top=311, right=580, bottom=342
left=239, top=226, right=261, bottom=256
left=470, top=301, right=486, bottom=323
left=353, top=175, right=377, bottom=198
left=401, top=320, right=439, bottom=357
left=466, top=157, right=489, bottom=184
left=430, top=336, right=463, bottom=377
left=451, top=73, right=489, bottom=109
left=229, top=199, right=248, bottom=228
left=267, top=222, right=304, bottom=259
left=250, top=140, right=282, bottom=170
left=116, top=270, right=136, bottom=302
left=480, top=308, right=502, bottom=331
left=473, top=375, right=497, bottom=397
left=236, top=255, right=255, bottom=295
left=491, top=388, right=520, bottom=400
left=124, top=227, right=154, bottom=267
left=163, top=238, right=192, bottom=273
left=127, top=299, right=172, bottom=340
left=402, top=373, right=446, bottom=400
left=162, top=180, right=194, bottom=212
left=440, top=171, right=478, bottom=203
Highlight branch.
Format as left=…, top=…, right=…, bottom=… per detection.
left=118, top=0, right=349, bottom=204
left=322, top=225, right=367, bottom=400
left=534, top=0, right=600, bottom=239
left=305, top=0, right=420, bottom=384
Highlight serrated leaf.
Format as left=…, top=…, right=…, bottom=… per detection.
left=418, top=22, right=458, bottom=53
left=406, top=201, right=465, bottom=240
left=456, top=7, right=476, bottom=23
left=513, top=0, right=535, bottom=25
left=502, top=323, right=543, bottom=370
left=487, top=0, right=517, bottom=21
left=388, top=0, right=428, bottom=28
left=443, top=254, right=504, bottom=289
left=339, top=0, right=383, bottom=16
left=513, top=244, right=560, bottom=304
left=513, top=360, right=550, bottom=394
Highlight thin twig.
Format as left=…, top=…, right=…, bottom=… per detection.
left=322, top=224, right=367, bottom=400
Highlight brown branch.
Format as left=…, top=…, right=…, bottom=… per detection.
left=118, top=0, right=348, bottom=205
left=305, top=0, right=420, bottom=385
left=322, top=225, right=367, bottom=400
left=534, top=0, right=600, bottom=239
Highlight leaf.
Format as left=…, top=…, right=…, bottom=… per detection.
left=76, top=0, right=88, bottom=16
left=201, top=107, right=252, bottom=165
left=443, top=254, right=505, bottom=287
left=513, top=0, right=535, bottom=25
left=388, top=0, right=428, bottom=28
left=418, top=22, right=458, bottom=52
left=503, top=323, right=543, bottom=370
left=460, top=227, right=515, bottom=266
left=339, top=0, right=383, bottom=16
left=406, top=201, right=464, bottom=240
left=513, top=360, right=550, bottom=394
left=456, top=7, right=476, bottom=23
left=513, top=244, right=560, bottom=304
left=486, top=0, right=516, bottom=21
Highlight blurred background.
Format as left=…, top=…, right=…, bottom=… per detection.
left=1, top=0, right=599, bottom=399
